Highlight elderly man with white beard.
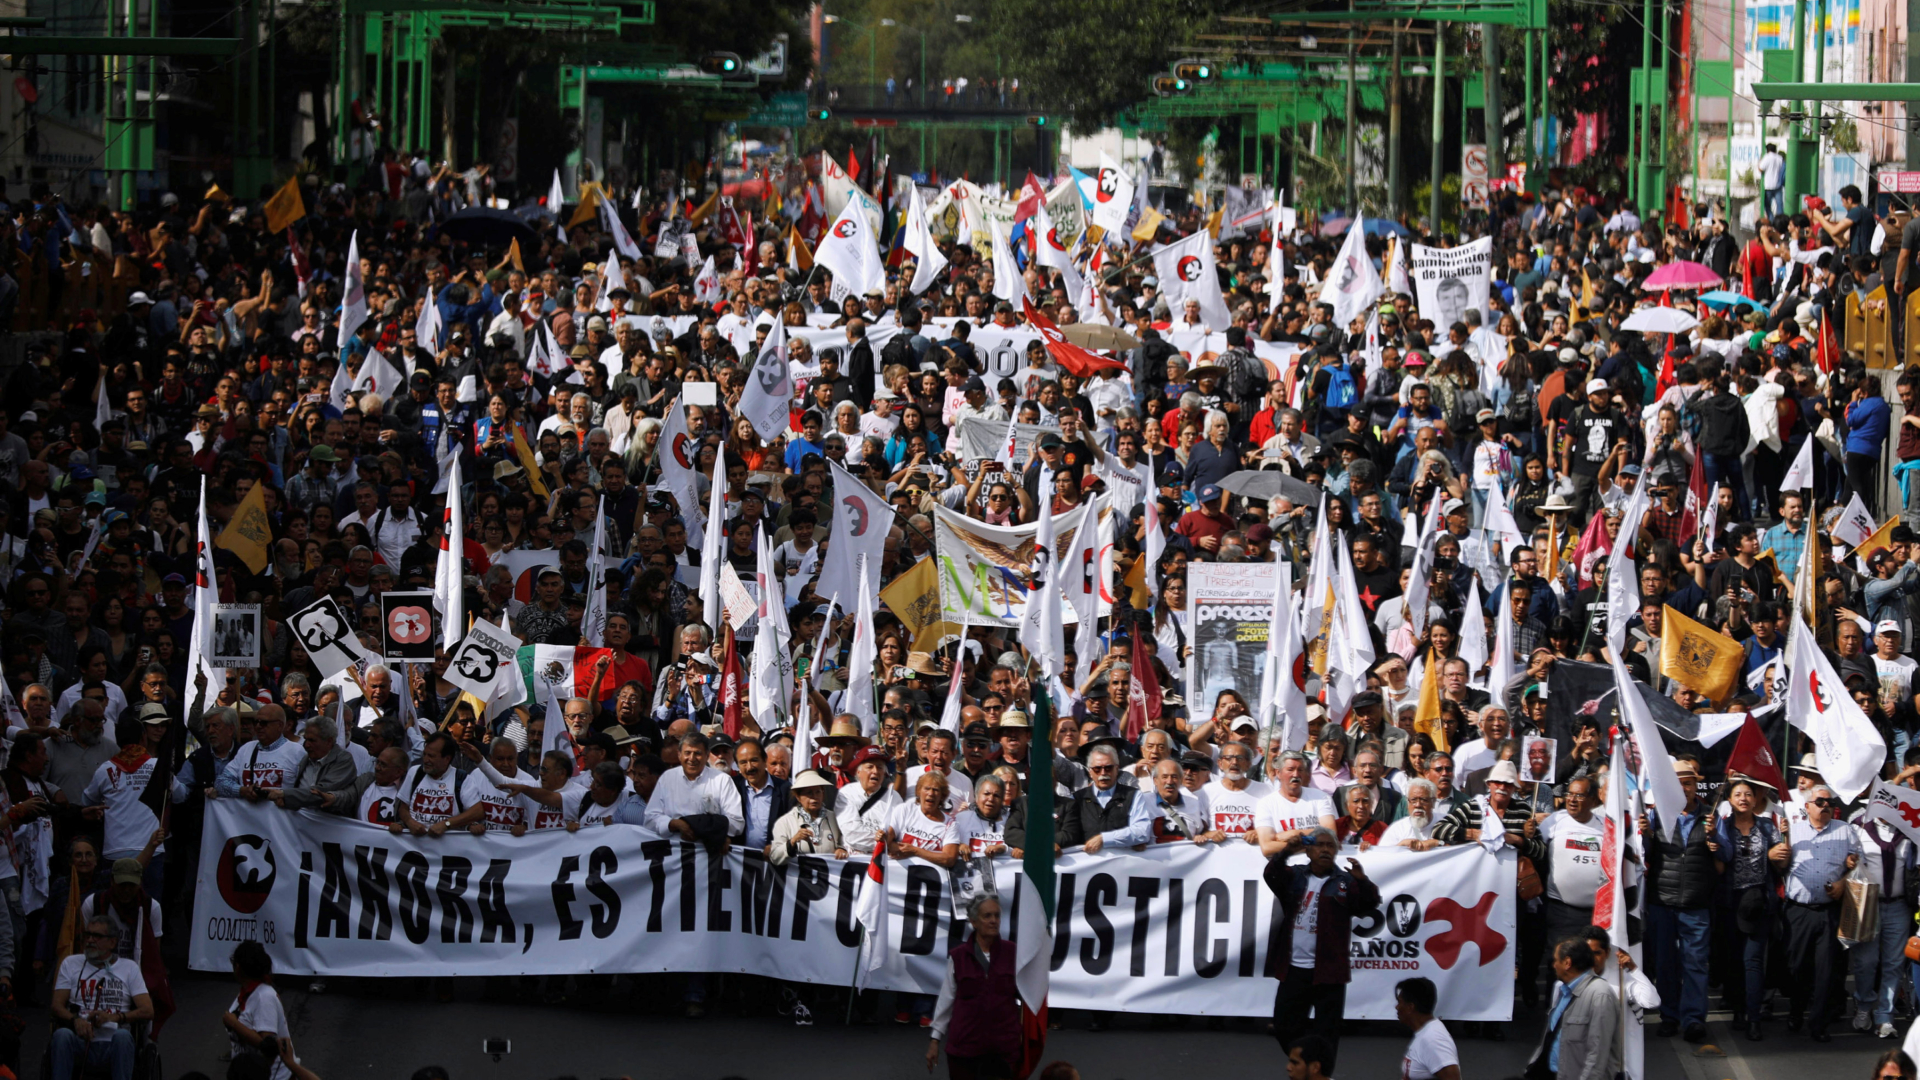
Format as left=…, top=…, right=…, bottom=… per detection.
left=1376, top=778, right=1443, bottom=851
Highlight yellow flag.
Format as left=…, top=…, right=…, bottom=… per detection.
left=911, top=618, right=968, bottom=653
left=263, top=175, right=306, bottom=233
left=512, top=424, right=549, bottom=499
left=507, top=238, right=524, bottom=272
left=879, top=556, right=942, bottom=635
left=1412, top=647, right=1449, bottom=751
left=1855, top=514, right=1899, bottom=567
left=1658, top=605, right=1743, bottom=703
left=1124, top=550, right=1152, bottom=610
left=204, top=183, right=230, bottom=204
left=568, top=183, right=602, bottom=229
left=216, top=482, right=272, bottom=573
left=1580, top=269, right=1597, bottom=312
left=688, top=190, right=720, bottom=226
left=1131, top=207, right=1165, bottom=242
left=787, top=225, right=813, bottom=271
left=1205, top=207, right=1223, bottom=239
left=766, top=181, right=784, bottom=220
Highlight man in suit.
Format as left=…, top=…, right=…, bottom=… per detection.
left=1335, top=741, right=1404, bottom=823
left=1057, top=744, right=1138, bottom=847
left=271, top=714, right=360, bottom=812
left=1531, top=938, right=1620, bottom=1080
left=1264, top=827, right=1381, bottom=1074
left=731, top=737, right=792, bottom=851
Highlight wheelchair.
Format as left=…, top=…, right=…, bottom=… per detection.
left=38, top=1017, right=162, bottom=1080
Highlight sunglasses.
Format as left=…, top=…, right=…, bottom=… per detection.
left=1812, top=797, right=1837, bottom=808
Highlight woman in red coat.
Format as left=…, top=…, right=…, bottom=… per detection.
left=926, top=894, right=1023, bottom=1080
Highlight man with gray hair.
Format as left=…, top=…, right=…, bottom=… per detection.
left=1059, top=743, right=1140, bottom=849
left=47, top=700, right=114, bottom=803
left=1771, top=782, right=1860, bottom=1041
left=271, top=714, right=360, bottom=812
left=1255, top=750, right=1337, bottom=857
left=1377, top=778, right=1442, bottom=850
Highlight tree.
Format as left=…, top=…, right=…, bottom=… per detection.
left=987, top=0, right=1216, bottom=129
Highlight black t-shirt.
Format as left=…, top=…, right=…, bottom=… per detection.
left=1566, top=406, right=1623, bottom=476
left=1353, top=565, right=1403, bottom=615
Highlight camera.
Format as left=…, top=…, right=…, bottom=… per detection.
left=482, top=1038, right=510, bottom=1061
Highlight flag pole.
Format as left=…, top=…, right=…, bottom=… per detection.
left=844, top=927, right=865, bottom=1026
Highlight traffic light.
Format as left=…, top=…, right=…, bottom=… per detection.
left=698, top=52, right=745, bottom=78
left=1026, top=114, right=1049, bottom=127
left=808, top=107, right=832, bottom=121
left=1172, top=59, right=1215, bottom=82
left=1151, top=75, right=1191, bottom=97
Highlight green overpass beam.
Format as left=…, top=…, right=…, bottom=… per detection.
left=4, top=35, right=241, bottom=55
left=1752, top=82, right=1920, bottom=101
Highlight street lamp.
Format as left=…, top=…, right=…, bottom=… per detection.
left=822, top=13, right=878, bottom=88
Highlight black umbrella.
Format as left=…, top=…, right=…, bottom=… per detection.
left=1216, top=469, right=1320, bottom=506
left=438, top=206, right=539, bottom=249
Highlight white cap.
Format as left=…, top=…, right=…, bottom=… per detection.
left=1585, top=379, right=1610, bottom=395
left=1877, top=619, right=1903, bottom=636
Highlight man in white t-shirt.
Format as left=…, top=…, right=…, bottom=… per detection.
left=351, top=748, right=409, bottom=827
left=1450, top=708, right=1510, bottom=777
left=1872, top=620, right=1919, bottom=721
left=51, top=916, right=154, bottom=1080
left=905, top=730, right=974, bottom=814
left=393, top=731, right=486, bottom=836
left=1540, top=776, right=1605, bottom=946
left=1395, top=976, right=1460, bottom=1080
left=216, top=705, right=308, bottom=801
left=1201, top=742, right=1270, bottom=840
left=465, top=738, right=541, bottom=833
left=1256, top=751, right=1338, bottom=857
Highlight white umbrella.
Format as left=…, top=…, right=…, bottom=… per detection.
left=1621, top=306, right=1700, bottom=334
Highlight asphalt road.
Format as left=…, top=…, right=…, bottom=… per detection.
left=11, top=973, right=1895, bottom=1080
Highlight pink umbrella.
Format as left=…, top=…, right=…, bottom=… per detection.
left=1640, top=260, right=1722, bottom=291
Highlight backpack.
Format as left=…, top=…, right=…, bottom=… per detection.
left=1676, top=388, right=1707, bottom=442
left=1323, top=363, right=1357, bottom=410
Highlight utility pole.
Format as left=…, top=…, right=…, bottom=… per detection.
left=1786, top=0, right=1805, bottom=206
left=1389, top=24, right=1404, bottom=217
left=1482, top=24, right=1503, bottom=187
left=1430, top=31, right=1446, bottom=232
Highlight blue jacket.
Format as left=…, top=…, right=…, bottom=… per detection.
left=1710, top=813, right=1783, bottom=908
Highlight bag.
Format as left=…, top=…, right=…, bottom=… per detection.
left=1904, top=936, right=1920, bottom=963
left=1517, top=856, right=1544, bottom=902
left=1839, top=880, right=1881, bottom=945
left=1323, top=364, right=1357, bottom=410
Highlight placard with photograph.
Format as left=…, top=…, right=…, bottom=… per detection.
left=210, top=605, right=262, bottom=668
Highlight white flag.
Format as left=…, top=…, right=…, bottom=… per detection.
left=814, top=199, right=886, bottom=299
left=1781, top=436, right=1815, bottom=492
left=1143, top=459, right=1165, bottom=601
left=1458, top=576, right=1489, bottom=682
left=548, top=169, right=567, bottom=215
left=1020, top=493, right=1065, bottom=682
left=1489, top=576, right=1518, bottom=698
left=1326, top=536, right=1376, bottom=724
left=1033, top=201, right=1086, bottom=301
left=692, top=255, right=721, bottom=304
left=793, top=592, right=840, bottom=768
left=581, top=496, right=609, bottom=646
left=1483, top=474, right=1526, bottom=553
left=597, top=248, right=626, bottom=312
left=1605, top=483, right=1652, bottom=656
left=94, top=369, right=113, bottom=430
left=416, top=288, right=442, bottom=356
left=1787, top=609, right=1888, bottom=801
left=749, top=526, right=794, bottom=734
left=1060, top=498, right=1101, bottom=688
left=657, top=396, right=706, bottom=551
left=1321, top=219, right=1382, bottom=330
left=1613, top=651, right=1690, bottom=842
left=1265, top=192, right=1289, bottom=317
left=1869, top=779, right=1920, bottom=845
left=938, top=609, right=973, bottom=734
left=338, top=230, right=368, bottom=350
left=184, top=479, right=221, bottom=721
left=1258, top=560, right=1305, bottom=750
left=1832, top=492, right=1877, bottom=548
left=700, top=449, right=728, bottom=634
left=845, top=562, right=878, bottom=734
left=350, top=347, right=405, bottom=400
left=1089, top=152, right=1135, bottom=235
left=815, top=459, right=891, bottom=613
left=600, top=198, right=643, bottom=261
left=1150, top=230, right=1233, bottom=332
left=737, top=319, right=792, bottom=443
left=904, top=184, right=948, bottom=295
left=989, top=218, right=1029, bottom=309
left=852, top=848, right=888, bottom=992
left=434, top=456, right=465, bottom=650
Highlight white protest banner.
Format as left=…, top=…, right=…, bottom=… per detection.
left=932, top=504, right=1111, bottom=628
left=1186, top=563, right=1280, bottom=719
left=189, top=803, right=1516, bottom=1020
left=1409, top=237, right=1493, bottom=329
left=955, top=416, right=1047, bottom=463
left=785, top=323, right=904, bottom=379
left=287, top=597, right=371, bottom=678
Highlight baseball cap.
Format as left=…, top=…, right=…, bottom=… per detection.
left=1585, top=379, right=1610, bottom=395
left=308, top=444, right=340, bottom=463
left=136, top=702, right=170, bottom=725
left=1476, top=408, right=1496, bottom=423
left=963, top=376, right=987, bottom=393
left=1197, top=484, right=1223, bottom=503
left=1878, top=619, right=1903, bottom=636
left=111, top=858, right=144, bottom=886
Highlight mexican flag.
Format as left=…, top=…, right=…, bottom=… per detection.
left=1014, top=689, right=1056, bottom=1073
left=517, top=644, right=648, bottom=709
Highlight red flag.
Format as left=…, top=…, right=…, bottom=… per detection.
left=1123, top=628, right=1162, bottom=742
left=1680, top=437, right=1708, bottom=541
left=1726, top=713, right=1787, bottom=793
left=1013, top=171, right=1045, bottom=225
left=1021, top=297, right=1130, bottom=378
left=797, top=185, right=827, bottom=247
left=846, top=149, right=861, bottom=182
left=720, top=623, right=745, bottom=740
left=287, top=228, right=311, bottom=295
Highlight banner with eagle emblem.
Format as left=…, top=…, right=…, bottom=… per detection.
left=930, top=503, right=1114, bottom=629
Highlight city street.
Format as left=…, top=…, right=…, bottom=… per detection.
left=14, top=974, right=1893, bottom=1080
